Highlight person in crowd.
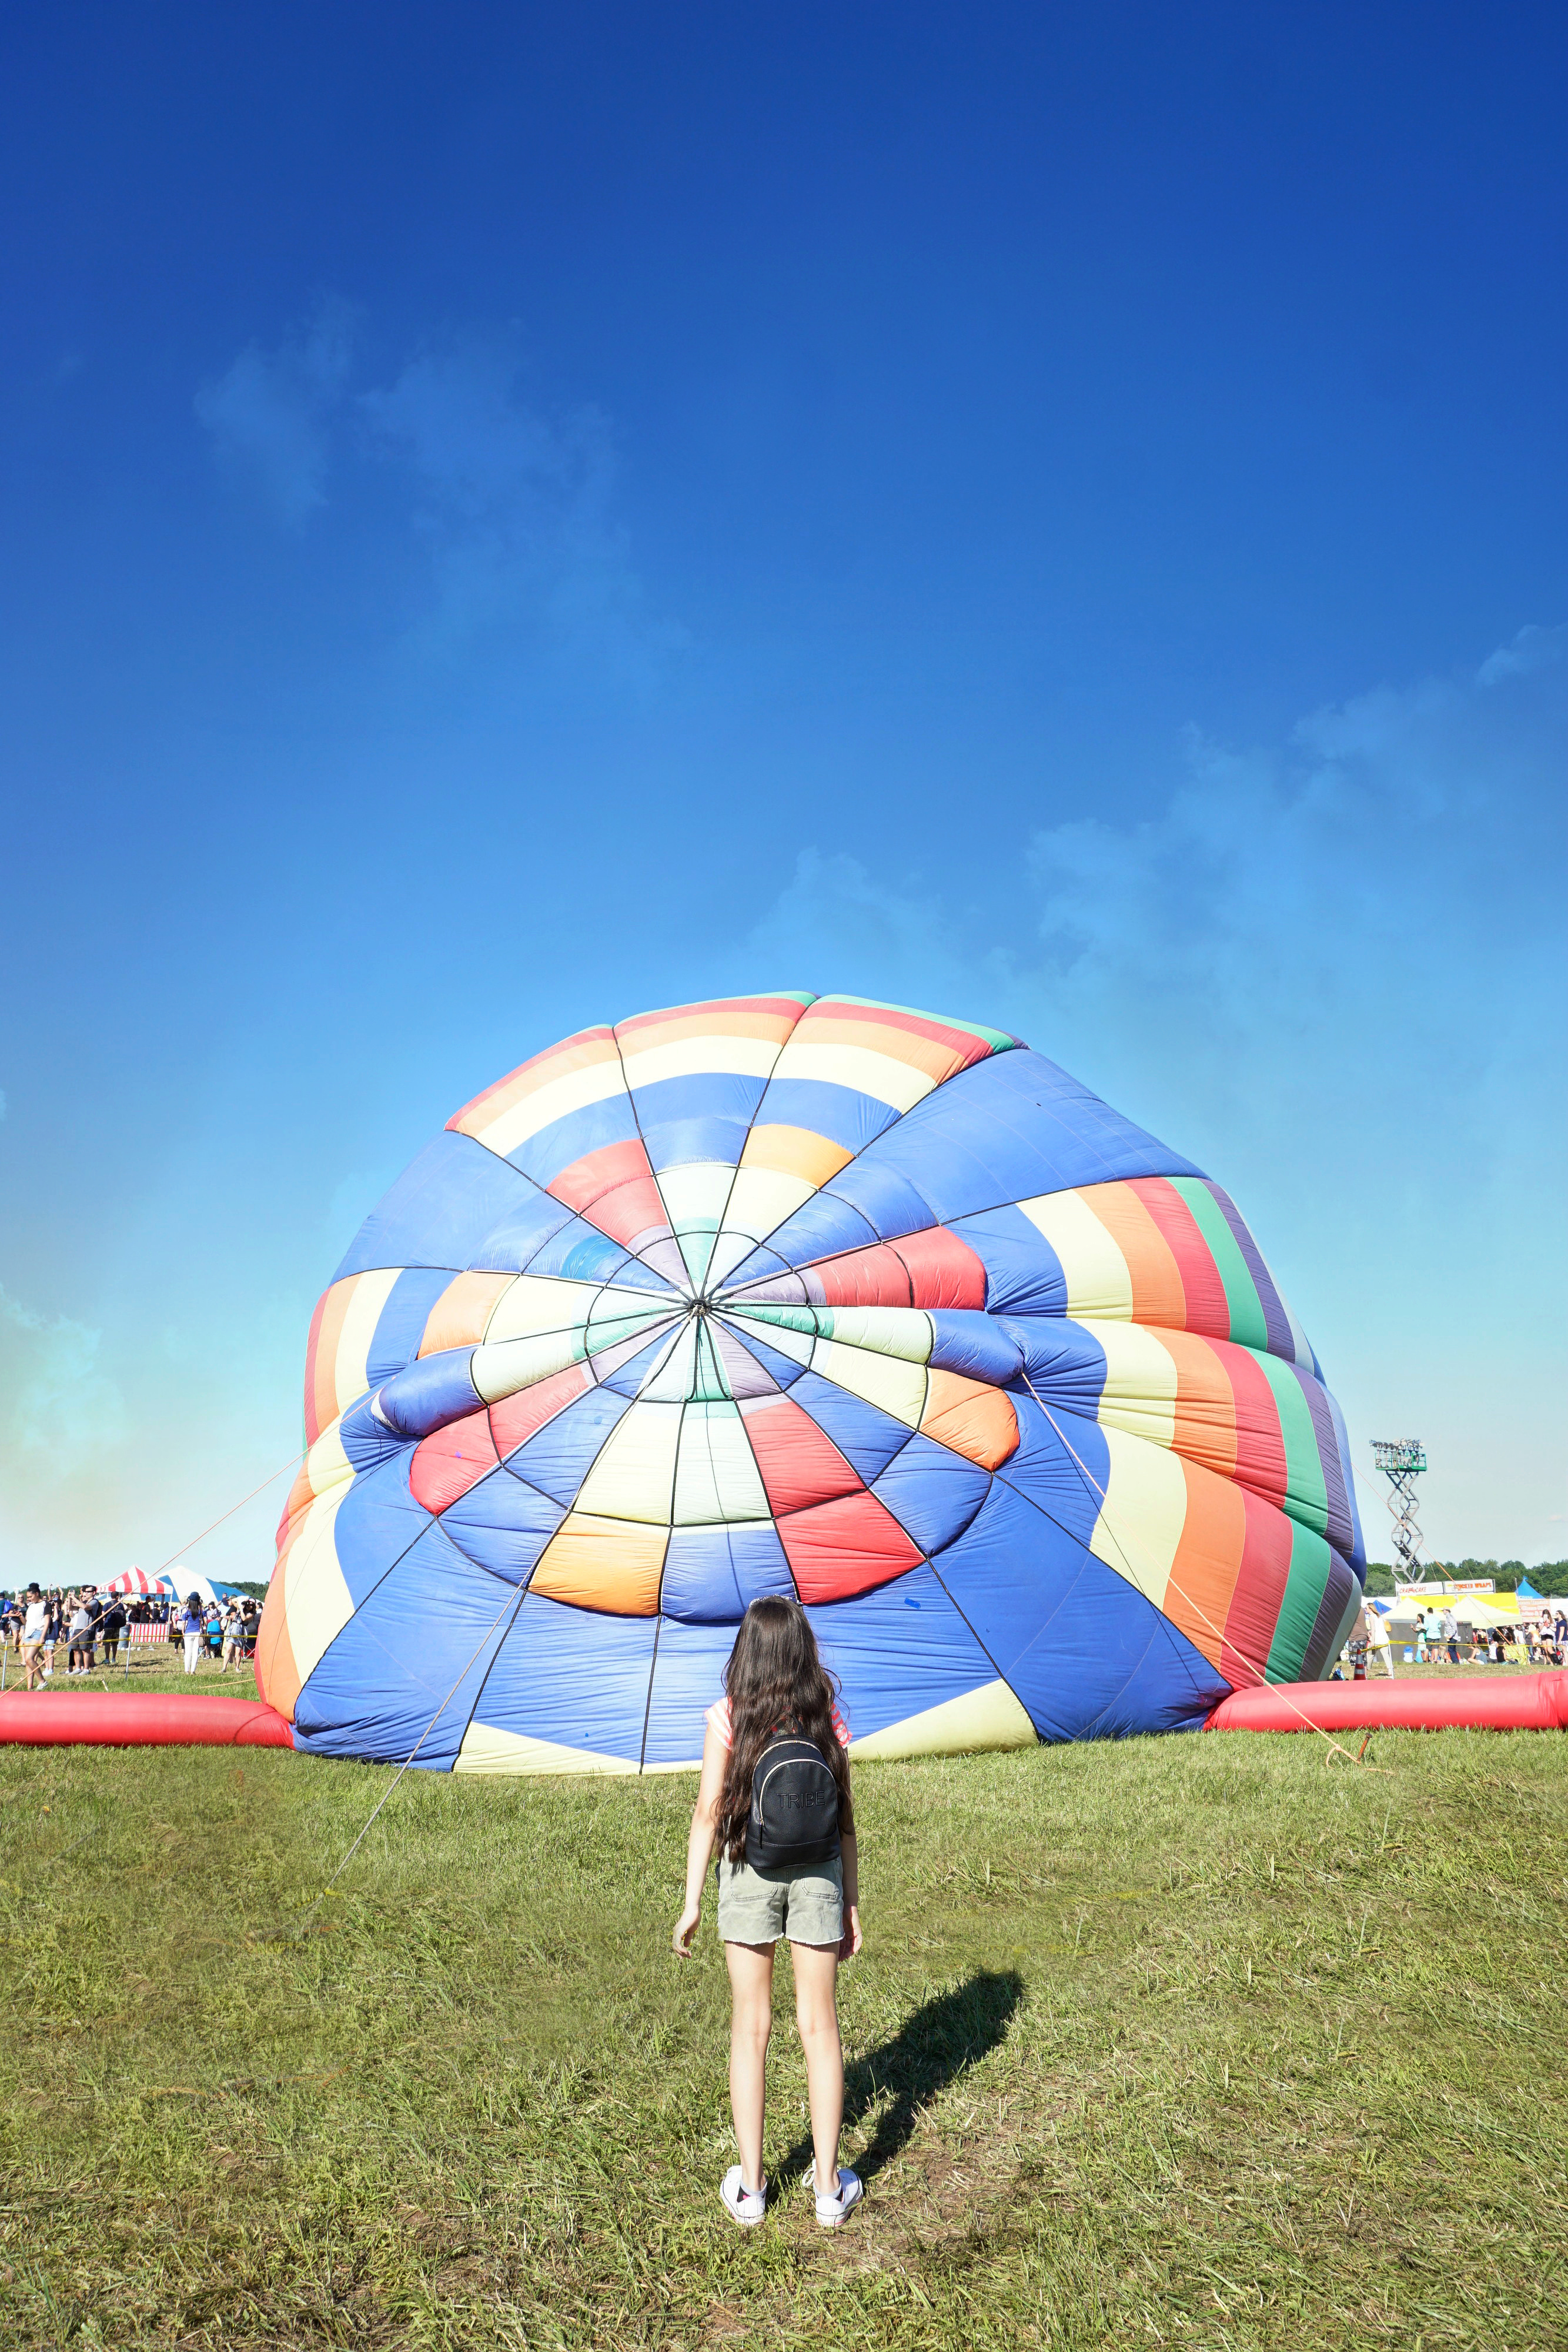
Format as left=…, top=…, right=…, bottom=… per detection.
left=98, top=1592, right=128, bottom=1668
left=219, top=1601, right=245, bottom=1673
left=65, top=1591, right=95, bottom=1675
left=231, top=1599, right=254, bottom=1660
left=1366, top=1605, right=1396, bottom=1678
left=180, top=1591, right=206, bottom=1675
left=19, top=1583, right=49, bottom=1691
left=42, top=1592, right=63, bottom=1680
left=1440, top=1605, right=1459, bottom=1665
left=672, top=1593, right=863, bottom=2231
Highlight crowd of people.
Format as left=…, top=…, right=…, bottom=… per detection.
left=5, top=1582, right=1560, bottom=1695
left=1341, top=1599, right=1567, bottom=1678
left=1, top=1585, right=263, bottom=1689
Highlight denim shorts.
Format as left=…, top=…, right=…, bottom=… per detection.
left=716, top=1852, right=843, bottom=1947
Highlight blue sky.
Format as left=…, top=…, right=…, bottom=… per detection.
left=1, top=2, right=1563, bottom=1585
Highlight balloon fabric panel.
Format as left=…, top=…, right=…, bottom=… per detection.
left=259, top=994, right=1365, bottom=1771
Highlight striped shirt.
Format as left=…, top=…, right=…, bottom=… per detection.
left=706, top=1695, right=850, bottom=1751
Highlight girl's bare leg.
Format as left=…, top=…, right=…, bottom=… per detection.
left=790, top=1942, right=843, bottom=2194
left=724, top=1940, right=775, bottom=2194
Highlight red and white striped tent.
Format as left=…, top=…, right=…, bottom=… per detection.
left=100, top=1569, right=179, bottom=1596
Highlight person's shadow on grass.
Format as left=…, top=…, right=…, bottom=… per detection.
left=780, top=1967, right=1025, bottom=2185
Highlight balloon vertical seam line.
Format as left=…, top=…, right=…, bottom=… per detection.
left=1018, top=1371, right=1367, bottom=1763
left=915, top=1508, right=1024, bottom=1717
left=303, top=1468, right=443, bottom=1635
left=977, top=1459, right=1146, bottom=1702
left=657, top=1390, right=693, bottom=1626
left=724, top=1340, right=802, bottom=1601
left=540, top=1365, right=655, bottom=1531
left=713, top=1318, right=811, bottom=1613
left=459, top=1563, right=532, bottom=1759
left=1019, top=1369, right=1281, bottom=1686
left=706, top=1003, right=809, bottom=1295
left=287, top=1576, right=531, bottom=1930
left=713, top=1002, right=954, bottom=1285
left=608, top=1018, right=681, bottom=1288
left=399, top=1127, right=651, bottom=1308
left=301, top=1515, right=494, bottom=1710
left=637, top=1610, right=663, bottom=1775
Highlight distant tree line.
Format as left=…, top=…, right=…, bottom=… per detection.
left=1362, top=1559, right=1568, bottom=1598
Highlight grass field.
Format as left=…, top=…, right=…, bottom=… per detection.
left=1, top=1703, right=1563, bottom=2351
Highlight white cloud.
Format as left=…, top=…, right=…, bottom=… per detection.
left=1477, top=620, right=1565, bottom=686
left=743, top=851, right=987, bottom=1005
left=360, top=339, right=683, bottom=680
left=738, top=630, right=1567, bottom=1561
left=1022, top=624, right=1566, bottom=1185
left=0, top=1284, right=128, bottom=1469
left=196, top=308, right=679, bottom=677
left=195, top=296, right=359, bottom=524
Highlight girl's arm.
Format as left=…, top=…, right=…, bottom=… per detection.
left=671, top=1721, right=727, bottom=1955
left=839, top=1760, right=862, bottom=1959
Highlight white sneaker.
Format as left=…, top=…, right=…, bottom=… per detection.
left=720, top=2165, right=767, bottom=2227
left=807, top=2159, right=863, bottom=2227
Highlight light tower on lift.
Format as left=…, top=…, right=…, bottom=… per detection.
left=1370, top=1439, right=1428, bottom=1595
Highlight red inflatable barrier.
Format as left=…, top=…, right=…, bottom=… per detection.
left=1205, top=1671, right=1568, bottom=1735
left=0, top=1692, right=295, bottom=1749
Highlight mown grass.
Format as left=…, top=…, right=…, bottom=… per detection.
left=1, top=1719, right=1563, bottom=2350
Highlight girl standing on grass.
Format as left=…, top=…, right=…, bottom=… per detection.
left=672, top=1595, right=864, bottom=2230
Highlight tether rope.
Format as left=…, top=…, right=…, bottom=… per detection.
left=141, top=1450, right=306, bottom=1588
left=13, top=1442, right=528, bottom=1925
left=279, top=1578, right=531, bottom=1936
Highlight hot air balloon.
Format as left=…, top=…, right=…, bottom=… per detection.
left=255, top=994, right=1365, bottom=1772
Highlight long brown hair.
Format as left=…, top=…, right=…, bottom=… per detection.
left=716, top=1596, right=852, bottom=1863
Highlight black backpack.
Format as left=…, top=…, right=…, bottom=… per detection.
left=745, top=1733, right=842, bottom=1869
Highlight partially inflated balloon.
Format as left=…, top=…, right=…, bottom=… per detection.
left=257, top=995, right=1364, bottom=1770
